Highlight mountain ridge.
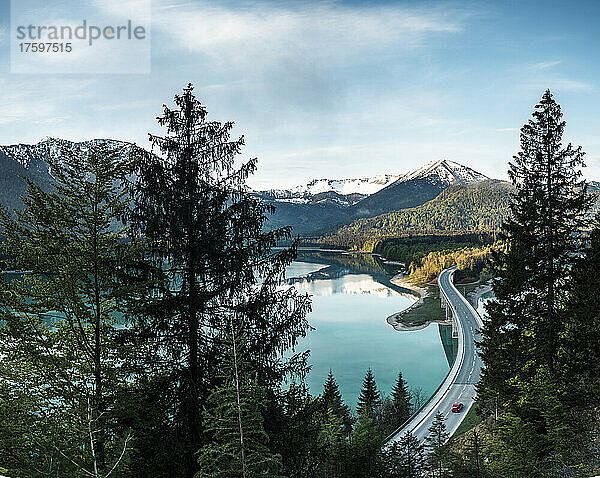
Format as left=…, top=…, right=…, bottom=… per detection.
left=0, top=137, right=138, bottom=211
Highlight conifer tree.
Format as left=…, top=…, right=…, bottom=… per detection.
left=349, top=413, right=383, bottom=478
left=425, top=412, right=449, bottom=477
left=356, top=368, right=382, bottom=419
left=322, top=370, right=353, bottom=434
left=271, top=382, right=322, bottom=478
left=391, top=372, right=412, bottom=427
left=479, top=90, right=591, bottom=407
left=317, top=409, right=345, bottom=478
left=197, top=325, right=283, bottom=478
left=395, top=431, right=426, bottom=478
left=383, top=441, right=404, bottom=477
left=0, top=143, right=139, bottom=476
left=560, top=219, right=600, bottom=441
left=128, top=84, right=311, bottom=473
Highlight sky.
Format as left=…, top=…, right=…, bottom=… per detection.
left=1, top=0, right=600, bottom=189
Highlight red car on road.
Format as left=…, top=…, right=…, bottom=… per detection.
left=451, top=402, right=464, bottom=413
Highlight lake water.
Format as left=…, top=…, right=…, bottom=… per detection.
left=477, top=290, right=494, bottom=318
left=286, top=252, right=450, bottom=409
left=3, top=253, right=453, bottom=411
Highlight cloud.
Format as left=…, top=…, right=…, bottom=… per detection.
left=530, top=60, right=561, bottom=70
left=0, top=78, right=95, bottom=126
left=521, top=78, right=595, bottom=93
left=151, top=1, right=466, bottom=63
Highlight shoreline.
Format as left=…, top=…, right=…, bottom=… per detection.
left=465, top=282, right=492, bottom=308
left=386, top=274, right=452, bottom=331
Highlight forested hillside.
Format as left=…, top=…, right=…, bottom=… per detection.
left=319, top=180, right=514, bottom=249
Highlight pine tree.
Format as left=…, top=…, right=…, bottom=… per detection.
left=559, top=219, right=600, bottom=450
left=128, top=84, right=311, bottom=473
left=0, top=143, right=139, bottom=477
left=425, top=412, right=449, bottom=477
left=383, top=441, right=404, bottom=477
left=479, top=90, right=591, bottom=407
left=349, top=413, right=383, bottom=478
left=317, top=409, right=345, bottom=478
left=197, top=326, right=283, bottom=478
left=356, top=368, right=382, bottom=419
left=391, top=372, right=412, bottom=428
left=322, top=370, right=353, bottom=434
left=271, top=382, right=322, bottom=478
left=393, top=431, right=426, bottom=478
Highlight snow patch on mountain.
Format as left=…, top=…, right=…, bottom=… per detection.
left=398, top=159, right=488, bottom=185
left=0, top=137, right=138, bottom=175
left=288, top=175, right=401, bottom=196
left=260, top=174, right=401, bottom=205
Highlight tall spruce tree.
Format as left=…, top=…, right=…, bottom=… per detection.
left=0, top=143, right=139, bottom=477
left=479, top=90, right=590, bottom=408
left=396, top=431, right=426, bottom=478
left=196, top=325, right=283, bottom=478
left=128, top=84, right=311, bottom=474
left=356, top=368, right=382, bottom=419
left=349, top=413, right=383, bottom=478
left=391, top=372, right=412, bottom=428
left=270, top=382, right=322, bottom=478
left=425, top=412, right=449, bottom=478
left=321, top=370, right=353, bottom=434
left=560, top=219, right=600, bottom=444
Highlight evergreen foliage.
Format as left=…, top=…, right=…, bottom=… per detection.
left=356, top=368, right=382, bottom=419
left=386, top=431, right=426, bottom=478
left=561, top=220, right=600, bottom=409
left=127, top=85, right=311, bottom=474
left=197, top=326, right=283, bottom=478
left=478, top=90, right=595, bottom=473
left=0, top=144, right=139, bottom=477
left=390, top=372, right=412, bottom=432
left=321, top=370, right=353, bottom=434
left=425, top=412, right=449, bottom=477
left=349, top=413, right=383, bottom=478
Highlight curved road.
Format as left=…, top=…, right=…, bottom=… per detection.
left=387, top=266, right=484, bottom=444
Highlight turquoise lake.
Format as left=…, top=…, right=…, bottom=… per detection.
left=286, top=251, right=450, bottom=409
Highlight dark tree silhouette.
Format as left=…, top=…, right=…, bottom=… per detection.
left=321, top=370, right=353, bottom=434
left=391, top=371, right=412, bottom=428
left=128, top=84, right=311, bottom=474
left=479, top=90, right=590, bottom=405
left=356, top=368, right=382, bottom=419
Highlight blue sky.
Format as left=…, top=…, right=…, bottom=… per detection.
left=1, top=0, right=600, bottom=188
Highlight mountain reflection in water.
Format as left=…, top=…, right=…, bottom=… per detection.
left=285, top=250, right=450, bottom=408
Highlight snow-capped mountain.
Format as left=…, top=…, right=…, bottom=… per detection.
left=398, top=159, right=489, bottom=185
left=0, top=137, right=493, bottom=235
left=0, top=137, right=137, bottom=175
left=259, top=174, right=401, bottom=206
left=254, top=160, right=491, bottom=234
left=347, top=160, right=489, bottom=220
left=0, top=137, right=139, bottom=210
left=260, top=160, right=486, bottom=200
left=255, top=160, right=488, bottom=209
left=288, top=175, right=401, bottom=196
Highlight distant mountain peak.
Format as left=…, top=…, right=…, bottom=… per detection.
left=399, top=159, right=488, bottom=185
left=0, top=137, right=137, bottom=172
left=257, top=174, right=402, bottom=206
left=288, top=174, right=401, bottom=196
